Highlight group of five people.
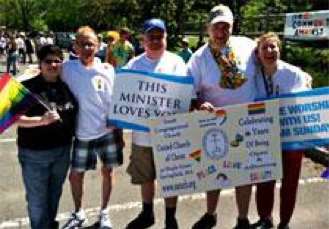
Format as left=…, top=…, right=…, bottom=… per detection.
left=16, top=4, right=311, bottom=229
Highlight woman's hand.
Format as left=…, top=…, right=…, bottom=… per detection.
left=41, top=109, right=61, bottom=125
left=17, top=109, right=61, bottom=128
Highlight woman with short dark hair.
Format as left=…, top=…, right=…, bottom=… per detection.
left=17, top=45, right=78, bottom=229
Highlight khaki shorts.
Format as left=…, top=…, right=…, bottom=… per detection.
left=127, top=144, right=156, bottom=184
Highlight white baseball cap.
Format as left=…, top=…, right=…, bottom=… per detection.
left=209, top=5, right=234, bottom=25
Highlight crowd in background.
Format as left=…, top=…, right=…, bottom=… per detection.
left=0, top=27, right=200, bottom=77
left=0, top=31, right=55, bottom=75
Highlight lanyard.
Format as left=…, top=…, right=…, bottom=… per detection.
left=208, top=42, right=248, bottom=90
left=261, top=67, right=274, bottom=97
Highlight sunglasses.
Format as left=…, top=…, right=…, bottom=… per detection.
left=43, top=59, right=63, bottom=65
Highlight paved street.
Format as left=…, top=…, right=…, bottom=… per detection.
left=0, top=59, right=328, bottom=229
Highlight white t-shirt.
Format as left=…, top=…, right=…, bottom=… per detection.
left=46, top=37, right=54, bottom=45
left=16, top=37, right=25, bottom=49
left=0, top=37, right=6, bottom=48
left=125, top=50, right=187, bottom=146
left=39, top=36, right=47, bottom=46
left=187, top=36, right=257, bottom=107
left=255, top=60, right=310, bottom=99
left=62, top=59, right=115, bottom=140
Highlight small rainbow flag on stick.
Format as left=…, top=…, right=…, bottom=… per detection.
left=0, top=73, right=37, bottom=134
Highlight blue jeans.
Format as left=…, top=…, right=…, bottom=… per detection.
left=6, top=53, right=18, bottom=75
left=18, top=145, right=71, bottom=229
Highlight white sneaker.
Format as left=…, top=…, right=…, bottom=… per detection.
left=62, top=211, right=87, bottom=229
left=99, top=209, right=112, bottom=229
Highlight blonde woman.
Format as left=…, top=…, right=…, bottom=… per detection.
left=252, top=32, right=311, bottom=229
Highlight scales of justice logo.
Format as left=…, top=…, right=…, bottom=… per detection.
left=202, top=128, right=229, bottom=160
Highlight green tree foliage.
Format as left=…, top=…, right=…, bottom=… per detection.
left=239, top=0, right=287, bottom=36
left=45, top=0, right=81, bottom=32
left=0, top=0, right=51, bottom=31
left=286, top=46, right=329, bottom=88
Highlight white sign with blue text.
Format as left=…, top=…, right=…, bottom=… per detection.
left=108, top=69, right=194, bottom=132
left=279, top=87, right=329, bottom=150
left=149, top=100, right=282, bottom=197
left=284, top=10, right=329, bottom=40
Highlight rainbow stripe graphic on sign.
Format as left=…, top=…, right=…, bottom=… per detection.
left=189, top=149, right=202, bottom=162
left=248, top=102, right=266, bottom=115
left=215, top=109, right=226, bottom=118
left=215, top=109, right=227, bottom=125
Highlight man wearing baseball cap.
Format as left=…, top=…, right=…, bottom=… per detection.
left=188, top=4, right=257, bottom=229
left=125, top=18, right=187, bottom=229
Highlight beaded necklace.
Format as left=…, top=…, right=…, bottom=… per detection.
left=209, top=42, right=248, bottom=89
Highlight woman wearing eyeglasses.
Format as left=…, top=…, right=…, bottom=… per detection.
left=251, top=32, right=311, bottom=229
left=17, top=45, right=78, bottom=229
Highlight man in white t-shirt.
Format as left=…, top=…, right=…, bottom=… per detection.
left=46, top=34, right=54, bottom=45
left=0, top=34, right=6, bottom=59
left=125, top=19, right=187, bottom=229
left=61, top=26, right=123, bottom=229
left=187, top=5, right=257, bottom=229
left=16, top=33, right=26, bottom=63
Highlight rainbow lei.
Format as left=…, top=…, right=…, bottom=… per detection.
left=209, top=42, right=248, bottom=89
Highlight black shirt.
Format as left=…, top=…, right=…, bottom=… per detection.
left=17, top=74, right=78, bottom=150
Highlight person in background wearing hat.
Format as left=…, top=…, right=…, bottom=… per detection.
left=107, top=27, right=135, bottom=68
left=105, top=31, right=119, bottom=62
left=187, top=4, right=257, bottom=229
left=125, top=18, right=187, bottom=229
left=106, top=31, right=119, bottom=44
left=178, top=37, right=193, bottom=63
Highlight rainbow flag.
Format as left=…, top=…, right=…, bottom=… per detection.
left=0, top=73, right=36, bottom=134
left=248, top=102, right=266, bottom=115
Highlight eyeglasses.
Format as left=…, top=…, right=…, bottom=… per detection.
left=76, top=42, right=97, bottom=48
left=43, top=59, right=63, bottom=65
left=146, top=34, right=165, bottom=41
